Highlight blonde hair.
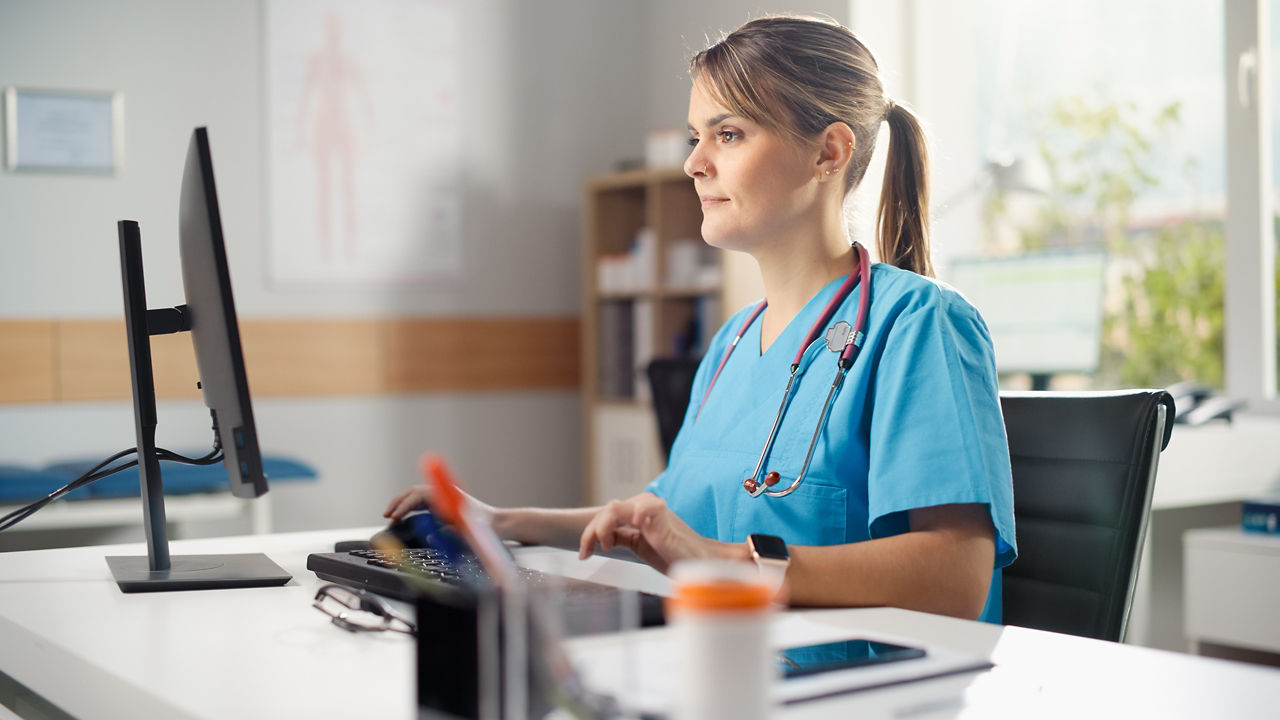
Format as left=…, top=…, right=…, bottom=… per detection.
left=690, top=15, right=934, bottom=277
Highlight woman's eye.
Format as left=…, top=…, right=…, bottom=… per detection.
left=686, top=136, right=699, bottom=148
left=718, top=130, right=739, bottom=143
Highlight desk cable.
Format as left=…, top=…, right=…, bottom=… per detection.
left=0, top=445, right=223, bottom=532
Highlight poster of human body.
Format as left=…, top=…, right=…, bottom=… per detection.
left=265, top=0, right=460, bottom=284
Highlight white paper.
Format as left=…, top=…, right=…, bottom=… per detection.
left=265, top=0, right=461, bottom=284
left=565, top=614, right=992, bottom=715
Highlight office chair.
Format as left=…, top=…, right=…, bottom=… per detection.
left=1000, top=390, right=1174, bottom=642
left=645, top=357, right=702, bottom=462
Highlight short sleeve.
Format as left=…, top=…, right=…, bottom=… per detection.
left=866, top=286, right=1016, bottom=569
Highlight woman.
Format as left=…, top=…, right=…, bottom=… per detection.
left=387, top=15, right=1016, bottom=622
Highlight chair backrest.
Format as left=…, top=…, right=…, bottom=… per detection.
left=1000, top=389, right=1174, bottom=642
left=646, top=357, right=701, bottom=462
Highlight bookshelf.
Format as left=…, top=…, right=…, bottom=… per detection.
left=581, top=167, right=723, bottom=503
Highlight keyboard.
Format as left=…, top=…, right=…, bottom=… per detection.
left=307, top=548, right=666, bottom=633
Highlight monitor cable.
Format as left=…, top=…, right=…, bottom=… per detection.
left=0, top=446, right=223, bottom=532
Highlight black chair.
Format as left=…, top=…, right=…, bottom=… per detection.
left=646, top=357, right=702, bottom=462
left=1000, top=390, right=1175, bottom=642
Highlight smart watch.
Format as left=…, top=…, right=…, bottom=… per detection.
left=747, top=533, right=790, bottom=595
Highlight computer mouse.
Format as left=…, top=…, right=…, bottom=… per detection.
left=371, top=510, right=463, bottom=550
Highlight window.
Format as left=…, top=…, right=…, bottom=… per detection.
left=902, top=1, right=1244, bottom=395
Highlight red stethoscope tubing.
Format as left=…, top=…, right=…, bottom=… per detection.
left=694, top=242, right=872, bottom=498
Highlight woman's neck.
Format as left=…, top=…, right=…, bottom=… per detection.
left=755, top=226, right=857, bottom=353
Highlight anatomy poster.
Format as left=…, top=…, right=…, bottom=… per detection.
left=265, top=0, right=460, bottom=284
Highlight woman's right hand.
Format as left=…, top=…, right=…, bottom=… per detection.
left=383, top=483, right=433, bottom=522
left=382, top=482, right=496, bottom=524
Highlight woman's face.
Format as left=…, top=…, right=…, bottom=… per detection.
left=683, top=80, right=819, bottom=254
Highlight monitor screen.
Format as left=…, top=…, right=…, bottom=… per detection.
left=178, top=127, right=265, bottom=499
left=945, top=249, right=1107, bottom=376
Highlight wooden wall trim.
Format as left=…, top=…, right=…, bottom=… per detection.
left=0, top=321, right=57, bottom=403
left=1, top=317, right=580, bottom=404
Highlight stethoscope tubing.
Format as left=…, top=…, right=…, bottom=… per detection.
left=763, top=365, right=848, bottom=498
left=696, top=242, right=872, bottom=499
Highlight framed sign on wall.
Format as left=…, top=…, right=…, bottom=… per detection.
left=3, top=87, right=123, bottom=174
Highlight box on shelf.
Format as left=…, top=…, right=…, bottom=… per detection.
left=645, top=129, right=688, bottom=169
left=597, top=228, right=656, bottom=293
left=665, top=238, right=721, bottom=291
left=1242, top=496, right=1280, bottom=534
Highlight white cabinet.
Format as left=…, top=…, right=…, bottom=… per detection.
left=1183, top=527, right=1280, bottom=654
left=591, top=403, right=665, bottom=502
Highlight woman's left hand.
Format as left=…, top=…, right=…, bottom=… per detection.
left=578, top=493, right=740, bottom=574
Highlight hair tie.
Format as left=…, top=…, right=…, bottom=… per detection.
left=884, top=98, right=896, bottom=119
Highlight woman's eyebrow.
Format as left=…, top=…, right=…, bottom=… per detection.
left=687, top=113, right=735, bottom=132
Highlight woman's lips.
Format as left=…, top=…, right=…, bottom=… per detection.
left=700, top=196, right=729, bottom=209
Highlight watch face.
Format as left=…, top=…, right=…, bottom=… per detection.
left=750, top=534, right=788, bottom=560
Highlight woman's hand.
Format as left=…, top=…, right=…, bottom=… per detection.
left=578, top=493, right=744, bottom=574
left=383, top=482, right=494, bottom=523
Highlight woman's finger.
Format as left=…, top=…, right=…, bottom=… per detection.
left=579, top=500, right=629, bottom=559
left=385, top=486, right=428, bottom=521
left=383, top=489, right=410, bottom=518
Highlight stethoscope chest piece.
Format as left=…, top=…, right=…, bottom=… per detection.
left=825, top=321, right=852, bottom=352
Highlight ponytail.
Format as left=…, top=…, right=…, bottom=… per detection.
left=876, top=102, right=934, bottom=278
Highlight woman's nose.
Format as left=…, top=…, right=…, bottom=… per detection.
left=686, top=141, right=706, bottom=178
left=684, top=143, right=708, bottom=179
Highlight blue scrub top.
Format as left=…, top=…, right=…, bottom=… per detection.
left=646, top=263, right=1017, bottom=623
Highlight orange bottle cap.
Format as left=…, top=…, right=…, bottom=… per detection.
left=667, top=578, right=772, bottom=613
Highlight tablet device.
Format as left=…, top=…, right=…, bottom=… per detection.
left=778, top=638, right=926, bottom=678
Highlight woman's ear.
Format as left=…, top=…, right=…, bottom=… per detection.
left=816, top=122, right=856, bottom=180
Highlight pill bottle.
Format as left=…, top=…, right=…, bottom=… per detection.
left=667, top=559, right=775, bottom=720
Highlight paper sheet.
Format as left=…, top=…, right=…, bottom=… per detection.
left=565, top=614, right=993, bottom=715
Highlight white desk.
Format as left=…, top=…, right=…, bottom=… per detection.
left=1, top=529, right=1278, bottom=719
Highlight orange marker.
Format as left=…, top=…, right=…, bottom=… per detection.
left=419, top=453, right=515, bottom=586
left=421, top=453, right=465, bottom=526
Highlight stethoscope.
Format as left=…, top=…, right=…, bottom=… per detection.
left=697, top=242, right=872, bottom=499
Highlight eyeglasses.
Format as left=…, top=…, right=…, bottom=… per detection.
left=312, top=584, right=417, bottom=636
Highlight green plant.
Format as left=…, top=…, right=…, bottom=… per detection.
left=988, top=96, right=1225, bottom=388
left=1111, top=219, right=1225, bottom=387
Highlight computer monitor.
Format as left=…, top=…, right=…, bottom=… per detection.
left=106, top=127, right=290, bottom=592
left=945, top=249, right=1107, bottom=390
left=179, top=127, right=265, bottom=500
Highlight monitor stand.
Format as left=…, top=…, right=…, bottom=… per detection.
left=106, top=220, right=290, bottom=593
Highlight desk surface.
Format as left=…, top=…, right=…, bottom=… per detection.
left=1, top=528, right=1279, bottom=719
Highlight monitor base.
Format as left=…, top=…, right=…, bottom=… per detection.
left=106, top=553, right=291, bottom=593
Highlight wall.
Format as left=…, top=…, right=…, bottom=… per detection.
left=0, top=0, right=650, bottom=544
left=0, top=0, right=650, bottom=317
left=0, top=1, right=859, bottom=547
